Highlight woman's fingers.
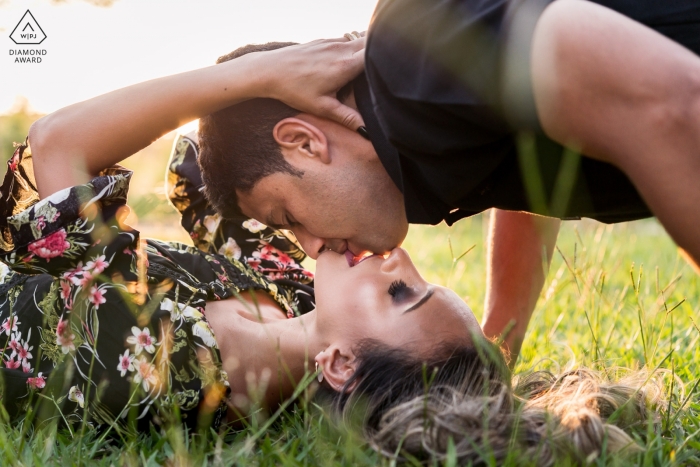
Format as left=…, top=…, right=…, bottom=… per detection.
left=255, top=35, right=367, bottom=130
left=316, top=96, right=366, bottom=130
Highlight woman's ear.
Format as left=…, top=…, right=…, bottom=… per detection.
left=316, top=346, right=358, bottom=393
left=273, top=118, right=330, bottom=165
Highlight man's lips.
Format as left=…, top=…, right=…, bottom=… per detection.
left=344, top=250, right=380, bottom=267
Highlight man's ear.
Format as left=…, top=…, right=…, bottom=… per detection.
left=273, top=118, right=330, bottom=165
left=316, top=345, right=358, bottom=393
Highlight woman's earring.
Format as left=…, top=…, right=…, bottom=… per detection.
left=315, top=362, right=324, bottom=383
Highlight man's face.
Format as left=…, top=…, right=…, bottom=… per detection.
left=236, top=114, right=409, bottom=259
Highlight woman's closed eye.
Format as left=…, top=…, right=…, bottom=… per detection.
left=388, top=279, right=410, bottom=302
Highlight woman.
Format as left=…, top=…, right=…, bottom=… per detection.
left=0, top=37, right=660, bottom=464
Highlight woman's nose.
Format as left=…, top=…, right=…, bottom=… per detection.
left=379, top=248, right=407, bottom=273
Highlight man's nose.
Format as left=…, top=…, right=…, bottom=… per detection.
left=292, top=227, right=346, bottom=260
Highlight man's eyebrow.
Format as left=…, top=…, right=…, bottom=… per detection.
left=403, top=288, right=434, bottom=314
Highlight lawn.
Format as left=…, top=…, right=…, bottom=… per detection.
left=0, top=129, right=698, bottom=465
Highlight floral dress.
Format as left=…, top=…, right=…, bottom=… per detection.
left=0, top=136, right=315, bottom=433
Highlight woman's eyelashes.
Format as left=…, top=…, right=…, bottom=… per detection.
left=388, top=279, right=409, bottom=302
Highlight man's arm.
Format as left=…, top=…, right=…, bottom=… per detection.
left=482, top=209, right=559, bottom=364
left=531, top=0, right=700, bottom=267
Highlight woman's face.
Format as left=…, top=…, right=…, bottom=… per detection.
left=313, top=248, right=481, bottom=354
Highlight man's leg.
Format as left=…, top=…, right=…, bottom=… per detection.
left=531, top=0, right=700, bottom=266
left=482, top=209, right=560, bottom=364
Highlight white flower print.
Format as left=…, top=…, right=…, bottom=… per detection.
left=68, top=385, right=84, bottom=408
left=117, top=349, right=135, bottom=377
left=126, top=326, right=156, bottom=355
left=218, top=237, right=242, bottom=260
left=133, top=356, right=158, bottom=392
left=203, top=214, right=222, bottom=234
left=192, top=321, right=217, bottom=348
left=160, top=298, right=203, bottom=322
left=242, top=218, right=266, bottom=233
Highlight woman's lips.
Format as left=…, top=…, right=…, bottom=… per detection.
left=344, top=250, right=380, bottom=267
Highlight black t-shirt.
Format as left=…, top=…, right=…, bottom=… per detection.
left=359, top=0, right=700, bottom=225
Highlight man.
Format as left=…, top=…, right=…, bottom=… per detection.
left=198, top=0, right=700, bottom=361
left=362, top=0, right=700, bottom=357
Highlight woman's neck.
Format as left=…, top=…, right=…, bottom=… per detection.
left=205, top=293, right=323, bottom=417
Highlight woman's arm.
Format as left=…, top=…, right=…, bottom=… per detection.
left=28, top=38, right=366, bottom=199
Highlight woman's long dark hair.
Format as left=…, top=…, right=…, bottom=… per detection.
left=316, top=338, right=664, bottom=465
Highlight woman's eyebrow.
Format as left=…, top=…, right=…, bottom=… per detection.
left=403, top=288, right=434, bottom=314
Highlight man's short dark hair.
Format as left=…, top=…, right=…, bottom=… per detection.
left=198, top=42, right=303, bottom=219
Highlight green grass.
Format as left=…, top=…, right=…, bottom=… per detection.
left=0, top=126, right=698, bottom=464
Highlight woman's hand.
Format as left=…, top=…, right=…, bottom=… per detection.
left=28, top=35, right=367, bottom=199
left=247, top=37, right=367, bottom=130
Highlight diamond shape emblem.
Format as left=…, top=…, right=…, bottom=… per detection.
left=10, top=10, right=47, bottom=45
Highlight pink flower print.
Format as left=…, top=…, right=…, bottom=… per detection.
left=85, top=255, right=109, bottom=275
left=27, top=229, right=70, bottom=261
left=59, top=279, right=73, bottom=309
left=253, top=245, right=276, bottom=261
left=246, top=258, right=261, bottom=270
left=117, top=349, right=135, bottom=377
left=78, top=270, right=94, bottom=288
left=274, top=252, right=294, bottom=266
left=126, top=326, right=156, bottom=355
left=88, top=286, right=107, bottom=309
left=1, top=316, right=19, bottom=336
left=7, top=334, right=21, bottom=357
left=133, top=356, right=158, bottom=392
left=4, top=358, right=20, bottom=369
left=50, top=211, right=60, bottom=222
left=59, top=279, right=72, bottom=300
left=21, top=360, right=32, bottom=373
left=27, top=373, right=46, bottom=390
left=62, top=264, right=80, bottom=282
left=56, top=319, right=76, bottom=354
left=35, top=216, right=46, bottom=231
left=8, top=151, right=19, bottom=172
left=216, top=273, right=229, bottom=284
left=68, top=385, right=84, bottom=408
left=17, top=339, right=33, bottom=363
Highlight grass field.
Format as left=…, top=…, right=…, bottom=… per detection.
left=0, top=130, right=698, bottom=465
